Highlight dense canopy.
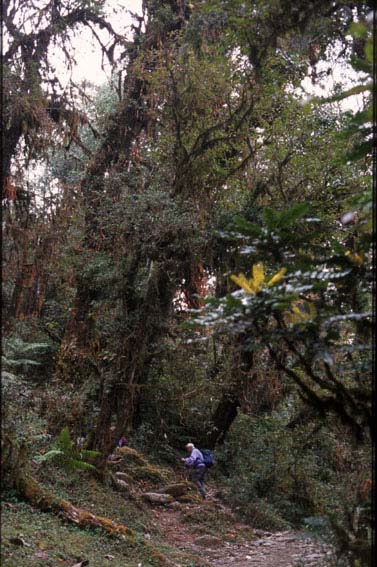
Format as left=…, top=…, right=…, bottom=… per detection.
left=2, top=2, right=373, bottom=566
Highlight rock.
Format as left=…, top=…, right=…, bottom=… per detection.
left=115, top=479, right=129, bottom=492
left=115, top=471, right=132, bottom=483
left=157, top=483, right=189, bottom=498
left=110, top=473, right=130, bottom=493
left=34, top=552, right=49, bottom=560
left=254, top=529, right=270, bottom=537
left=107, top=454, right=123, bottom=464
left=9, top=537, right=31, bottom=547
left=167, top=501, right=181, bottom=510
left=142, top=492, right=174, bottom=504
left=194, top=535, right=222, bottom=547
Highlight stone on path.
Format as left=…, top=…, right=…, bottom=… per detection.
left=194, top=535, right=223, bottom=547
left=167, top=501, right=181, bottom=510
left=142, top=492, right=174, bottom=504
left=115, top=479, right=129, bottom=492
left=110, top=473, right=130, bottom=493
left=157, top=483, right=190, bottom=498
left=115, top=471, right=132, bottom=483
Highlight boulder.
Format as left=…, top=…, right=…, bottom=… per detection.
left=142, top=492, right=174, bottom=504
left=157, top=483, right=189, bottom=498
left=107, top=454, right=123, bottom=465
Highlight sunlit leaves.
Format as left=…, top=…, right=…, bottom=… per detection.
left=230, top=263, right=287, bottom=295
left=345, top=250, right=365, bottom=266
left=284, top=300, right=316, bottom=325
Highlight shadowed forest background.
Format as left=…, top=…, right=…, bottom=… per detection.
left=2, top=1, right=374, bottom=566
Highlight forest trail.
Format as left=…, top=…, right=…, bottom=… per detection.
left=150, top=487, right=332, bottom=567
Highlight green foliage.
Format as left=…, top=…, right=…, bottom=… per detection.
left=35, top=427, right=100, bottom=473
left=2, top=4, right=373, bottom=567
left=193, top=187, right=373, bottom=441
left=2, top=337, right=52, bottom=373
left=216, top=410, right=322, bottom=527
left=262, top=203, right=311, bottom=230
left=216, top=408, right=371, bottom=563
left=319, top=17, right=373, bottom=163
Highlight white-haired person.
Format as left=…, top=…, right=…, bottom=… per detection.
left=181, top=442, right=206, bottom=499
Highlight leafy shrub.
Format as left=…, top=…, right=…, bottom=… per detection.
left=240, top=499, right=291, bottom=531
left=215, top=405, right=372, bottom=564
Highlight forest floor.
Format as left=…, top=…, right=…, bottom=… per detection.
left=2, top=447, right=334, bottom=567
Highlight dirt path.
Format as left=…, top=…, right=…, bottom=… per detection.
left=201, top=531, right=331, bottom=567
left=150, top=490, right=332, bottom=567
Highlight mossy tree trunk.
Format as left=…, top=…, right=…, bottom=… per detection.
left=54, top=1, right=192, bottom=457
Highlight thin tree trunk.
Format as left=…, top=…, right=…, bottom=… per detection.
left=205, top=334, right=254, bottom=447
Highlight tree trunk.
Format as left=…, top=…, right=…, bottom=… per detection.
left=92, top=261, right=176, bottom=457
left=205, top=391, right=241, bottom=448
left=55, top=0, right=192, bottom=448
left=204, top=334, right=254, bottom=447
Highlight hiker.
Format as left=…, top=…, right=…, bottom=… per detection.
left=181, top=443, right=206, bottom=499
left=117, top=436, right=128, bottom=448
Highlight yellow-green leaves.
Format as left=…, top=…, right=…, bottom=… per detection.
left=284, top=300, right=316, bottom=325
left=231, top=263, right=286, bottom=295
left=345, top=250, right=365, bottom=266
left=231, top=264, right=317, bottom=326
left=267, top=267, right=288, bottom=287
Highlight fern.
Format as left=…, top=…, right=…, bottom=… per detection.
left=37, top=449, right=64, bottom=462
left=35, top=427, right=101, bottom=473
left=2, top=337, right=52, bottom=373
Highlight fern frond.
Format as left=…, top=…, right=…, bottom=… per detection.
left=57, top=426, right=74, bottom=452
left=5, top=358, right=41, bottom=367
left=69, top=459, right=97, bottom=471
left=81, top=449, right=101, bottom=459
left=35, top=449, right=64, bottom=462
left=35, top=427, right=98, bottom=473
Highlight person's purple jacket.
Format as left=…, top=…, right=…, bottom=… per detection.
left=183, top=447, right=205, bottom=469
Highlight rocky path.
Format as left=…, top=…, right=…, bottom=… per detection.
left=199, top=530, right=331, bottom=567
left=150, top=491, right=332, bottom=567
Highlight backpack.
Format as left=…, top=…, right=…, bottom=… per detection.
left=202, top=449, right=215, bottom=468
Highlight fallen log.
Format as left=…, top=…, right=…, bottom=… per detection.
left=14, top=474, right=170, bottom=565
left=18, top=475, right=134, bottom=537
left=2, top=435, right=170, bottom=564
